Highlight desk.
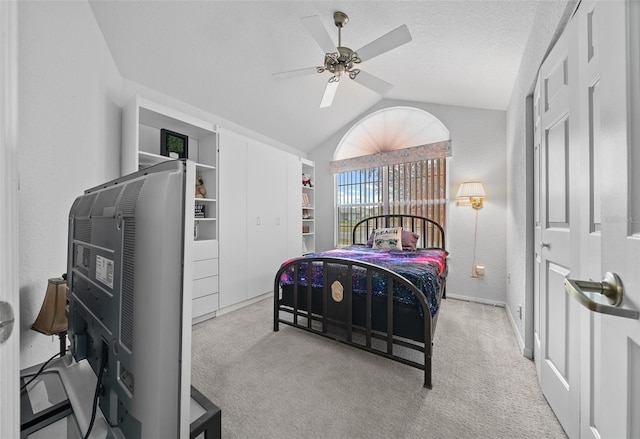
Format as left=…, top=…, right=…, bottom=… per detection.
left=20, top=355, right=221, bottom=439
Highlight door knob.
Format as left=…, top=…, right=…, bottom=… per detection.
left=539, top=242, right=550, bottom=249
left=0, top=301, right=15, bottom=344
left=564, top=272, right=639, bottom=319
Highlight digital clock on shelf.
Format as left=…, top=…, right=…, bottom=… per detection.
left=161, top=128, right=189, bottom=159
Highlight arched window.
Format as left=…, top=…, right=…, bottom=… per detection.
left=332, top=107, right=451, bottom=246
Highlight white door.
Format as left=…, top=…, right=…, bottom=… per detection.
left=571, top=1, right=640, bottom=437
left=246, top=141, right=287, bottom=298
left=537, top=2, right=640, bottom=438
left=218, top=129, right=249, bottom=308
left=0, top=1, right=20, bottom=436
left=573, top=2, right=605, bottom=438
left=536, top=20, right=581, bottom=438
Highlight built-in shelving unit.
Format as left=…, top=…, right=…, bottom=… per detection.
left=301, top=159, right=315, bottom=254
left=122, top=95, right=219, bottom=323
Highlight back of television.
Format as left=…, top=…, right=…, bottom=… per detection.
left=66, top=160, right=193, bottom=438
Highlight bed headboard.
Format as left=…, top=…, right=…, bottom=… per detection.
left=352, top=214, right=445, bottom=250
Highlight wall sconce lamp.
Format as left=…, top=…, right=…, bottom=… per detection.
left=456, top=181, right=487, bottom=278
left=456, top=181, right=486, bottom=210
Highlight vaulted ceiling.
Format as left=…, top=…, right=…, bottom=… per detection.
left=89, top=1, right=541, bottom=152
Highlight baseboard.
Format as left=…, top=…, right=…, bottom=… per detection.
left=192, top=311, right=216, bottom=325
left=216, top=292, right=272, bottom=317
left=503, top=303, right=533, bottom=359
left=445, top=293, right=505, bottom=308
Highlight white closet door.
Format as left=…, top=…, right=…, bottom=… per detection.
left=247, top=141, right=288, bottom=298
left=218, top=130, right=249, bottom=308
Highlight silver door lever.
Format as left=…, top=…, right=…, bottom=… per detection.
left=564, top=272, right=639, bottom=319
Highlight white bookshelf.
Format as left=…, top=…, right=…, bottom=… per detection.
left=122, top=95, right=219, bottom=323
left=301, top=159, right=315, bottom=254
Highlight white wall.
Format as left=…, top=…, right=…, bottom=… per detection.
left=16, top=1, right=307, bottom=371
left=309, top=99, right=508, bottom=304
left=119, top=79, right=307, bottom=159
left=504, top=0, right=575, bottom=356
left=18, top=1, right=124, bottom=368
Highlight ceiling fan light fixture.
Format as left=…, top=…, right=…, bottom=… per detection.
left=275, top=11, right=411, bottom=108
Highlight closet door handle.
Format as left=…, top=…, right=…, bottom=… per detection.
left=256, top=217, right=261, bottom=225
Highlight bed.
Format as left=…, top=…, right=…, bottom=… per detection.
left=273, top=214, right=447, bottom=388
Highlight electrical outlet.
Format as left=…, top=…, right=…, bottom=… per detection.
left=475, top=265, right=485, bottom=276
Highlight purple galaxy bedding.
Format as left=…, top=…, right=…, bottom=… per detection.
left=278, top=245, right=448, bottom=316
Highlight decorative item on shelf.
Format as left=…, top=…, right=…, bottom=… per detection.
left=32, top=276, right=68, bottom=357
left=302, top=209, right=312, bottom=219
left=302, top=193, right=311, bottom=207
left=195, top=174, right=207, bottom=198
left=303, top=225, right=310, bottom=234
left=194, top=204, right=206, bottom=218
left=302, top=173, right=313, bottom=187
left=161, top=128, right=189, bottom=159
left=302, top=238, right=308, bottom=254
left=194, top=222, right=199, bottom=240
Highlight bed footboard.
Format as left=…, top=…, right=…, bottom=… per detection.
left=273, top=256, right=438, bottom=388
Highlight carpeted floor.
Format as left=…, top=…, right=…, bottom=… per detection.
left=191, top=297, right=567, bottom=439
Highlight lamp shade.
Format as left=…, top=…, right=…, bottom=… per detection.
left=456, top=181, right=486, bottom=199
left=32, top=277, right=68, bottom=335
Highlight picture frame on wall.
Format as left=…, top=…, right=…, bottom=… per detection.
left=161, top=128, right=189, bottom=159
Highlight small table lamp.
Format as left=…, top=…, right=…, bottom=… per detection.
left=32, top=277, right=68, bottom=357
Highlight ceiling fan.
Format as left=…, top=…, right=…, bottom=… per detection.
left=273, top=11, right=412, bottom=108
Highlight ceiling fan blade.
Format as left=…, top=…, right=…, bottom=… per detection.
left=320, top=78, right=341, bottom=108
left=301, top=15, right=338, bottom=55
left=352, top=70, right=393, bottom=96
left=273, top=67, right=319, bottom=80
left=355, top=24, right=412, bottom=62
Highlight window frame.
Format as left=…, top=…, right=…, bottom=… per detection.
left=334, top=157, right=448, bottom=247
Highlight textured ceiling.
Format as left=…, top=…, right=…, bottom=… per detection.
left=89, top=1, right=540, bottom=152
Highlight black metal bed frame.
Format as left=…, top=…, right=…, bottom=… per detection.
left=273, top=214, right=446, bottom=388
left=352, top=214, right=445, bottom=250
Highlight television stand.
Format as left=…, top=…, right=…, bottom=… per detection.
left=20, top=355, right=221, bottom=438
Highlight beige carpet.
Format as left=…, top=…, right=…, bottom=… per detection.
left=191, top=297, right=567, bottom=439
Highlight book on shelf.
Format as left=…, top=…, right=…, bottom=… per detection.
left=302, top=193, right=311, bottom=207
left=194, top=204, right=206, bottom=218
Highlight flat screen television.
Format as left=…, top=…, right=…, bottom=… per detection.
left=66, top=160, right=194, bottom=438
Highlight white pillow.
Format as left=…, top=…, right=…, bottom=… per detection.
left=372, top=227, right=403, bottom=250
